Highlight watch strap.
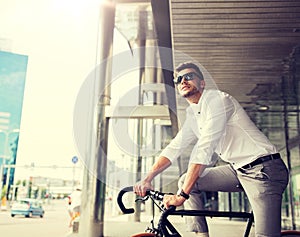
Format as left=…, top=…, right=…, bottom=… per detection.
left=179, top=189, right=190, bottom=199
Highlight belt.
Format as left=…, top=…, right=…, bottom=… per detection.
left=240, top=153, right=281, bottom=170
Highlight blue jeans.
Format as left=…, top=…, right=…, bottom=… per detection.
left=178, top=158, right=289, bottom=237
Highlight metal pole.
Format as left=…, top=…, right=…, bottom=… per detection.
left=79, top=2, right=115, bottom=237
left=228, top=192, right=232, bottom=220
left=72, top=164, right=75, bottom=190
left=134, top=7, right=147, bottom=223
left=5, top=166, right=10, bottom=199
left=151, top=0, right=181, bottom=177
left=282, top=75, right=296, bottom=229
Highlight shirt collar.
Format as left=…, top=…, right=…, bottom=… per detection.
left=186, top=89, right=207, bottom=114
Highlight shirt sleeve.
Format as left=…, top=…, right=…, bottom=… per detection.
left=189, top=91, right=235, bottom=165
left=160, top=116, right=197, bottom=163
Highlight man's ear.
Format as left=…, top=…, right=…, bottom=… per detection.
left=200, top=80, right=205, bottom=89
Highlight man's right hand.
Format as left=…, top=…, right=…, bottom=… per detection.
left=133, top=156, right=171, bottom=197
left=133, top=180, right=153, bottom=197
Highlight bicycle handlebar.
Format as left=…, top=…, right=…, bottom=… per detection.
left=117, top=186, right=257, bottom=237
left=117, top=186, right=167, bottom=214
left=117, top=186, right=135, bottom=214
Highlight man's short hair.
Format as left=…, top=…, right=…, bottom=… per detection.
left=175, top=62, right=204, bottom=80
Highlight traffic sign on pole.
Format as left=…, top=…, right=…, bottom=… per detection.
left=72, top=156, right=78, bottom=164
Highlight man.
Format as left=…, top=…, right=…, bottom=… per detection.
left=134, top=62, right=289, bottom=237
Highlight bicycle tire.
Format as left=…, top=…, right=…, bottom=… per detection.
left=281, top=230, right=300, bottom=236
left=131, top=233, right=156, bottom=237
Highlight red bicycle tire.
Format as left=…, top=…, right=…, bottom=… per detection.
left=131, top=233, right=156, bottom=237
left=281, top=230, right=300, bottom=236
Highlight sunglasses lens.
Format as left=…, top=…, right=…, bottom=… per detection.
left=185, top=74, right=192, bottom=80
left=174, top=75, right=182, bottom=84
left=174, top=73, right=195, bottom=84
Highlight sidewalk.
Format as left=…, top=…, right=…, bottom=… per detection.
left=67, top=215, right=255, bottom=237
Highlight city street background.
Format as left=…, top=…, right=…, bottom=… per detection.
left=0, top=199, right=70, bottom=237
left=0, top=199, right=256, bottom=237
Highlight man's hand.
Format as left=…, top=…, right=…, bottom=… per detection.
left=133, top=180, right=153, bottom=197
left=163, top=194, right=186, bottom=209
left=133, top=156, right=171, bottom=197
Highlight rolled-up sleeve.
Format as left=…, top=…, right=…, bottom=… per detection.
left=160, top=116, right=197, bottom=163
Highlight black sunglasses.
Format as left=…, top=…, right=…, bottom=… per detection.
left=173, top=72, right=201, bottom=84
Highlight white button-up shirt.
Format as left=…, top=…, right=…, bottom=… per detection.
left=160, top=89, right=277, bottom=169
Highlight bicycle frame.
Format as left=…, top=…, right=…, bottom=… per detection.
left=117, top=186, right=254, bottom=237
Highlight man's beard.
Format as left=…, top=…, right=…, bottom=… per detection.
left=182, top=87, right=199, bottom=98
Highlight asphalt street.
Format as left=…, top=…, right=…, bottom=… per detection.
left=0, top=199, right=256, bottom=237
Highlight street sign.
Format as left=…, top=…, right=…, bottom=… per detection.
left=72, top=156, right=78, bottom=164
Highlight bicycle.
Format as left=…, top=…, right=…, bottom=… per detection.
left=117, top=186, right=300, bottom=237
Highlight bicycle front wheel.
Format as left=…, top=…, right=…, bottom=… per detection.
left=281, top=230, right=300, bottom=236
left=131, top=233, right=157, bottom=237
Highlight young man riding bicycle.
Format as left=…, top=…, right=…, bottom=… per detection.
left=134, top=62, right=289, bottom=237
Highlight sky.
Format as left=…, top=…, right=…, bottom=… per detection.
left=0, top=0, right=126, bottom=181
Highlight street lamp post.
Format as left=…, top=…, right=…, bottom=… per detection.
left=72, top=156, right=78, bottom=190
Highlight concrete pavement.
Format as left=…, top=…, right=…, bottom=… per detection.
left=1, top=199, right=255, bottom=237
left=67, top=215, right=255, bottom=237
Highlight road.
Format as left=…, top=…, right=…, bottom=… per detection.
left=0, top=199, right=71, bottom=237
left=1, top=199, right=256, bottom=237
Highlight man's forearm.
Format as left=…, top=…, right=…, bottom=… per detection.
left=143, top=156, right=171, bottom=182
left=181, top=163, right=206, bottom=194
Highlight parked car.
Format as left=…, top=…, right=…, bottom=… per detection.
left=11, top=198, right=44, bottom=218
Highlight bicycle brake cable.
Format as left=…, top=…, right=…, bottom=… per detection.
left=150, top=196, right=165, bottom=212
left=135, top=196, right=149, bottom=202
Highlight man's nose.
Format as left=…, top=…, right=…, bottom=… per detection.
left=181, top=76, right=189, bottom=84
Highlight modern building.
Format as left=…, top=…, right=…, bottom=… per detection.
left=72, top=1, right=300, bottom=236
left=0, top=50, right=27, bottom=201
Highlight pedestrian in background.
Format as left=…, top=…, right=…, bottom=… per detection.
left=68, top=187, right=81, bottom=228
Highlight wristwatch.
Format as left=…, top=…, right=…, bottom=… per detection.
left=179, top=189, right=190, bottom=199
